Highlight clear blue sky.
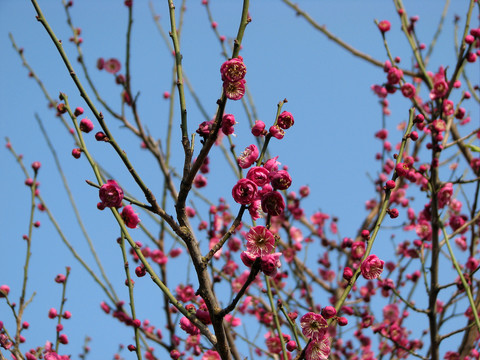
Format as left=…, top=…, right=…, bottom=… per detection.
left=1, top=1, right=478, bottom=359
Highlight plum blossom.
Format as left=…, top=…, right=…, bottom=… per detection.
left=270, top=170, right=292, bottom=190
left=377, top=20, right=391, bottom=33
left=251, top=120, right=267, bottom=137
left=99, top=180, right=124, bottom=208
left=245, top=226, right=276, bottom=257
left=232, top=178, right=257, bottom=205
left=79, top=118, right=94, bottom=133
left=305, top=336, right=331, bottom=360
left=220, top=56, right=246, bottom=83
left=223, top=79, right=246, bottom=100
left=104, top=58, right=121, bottom=74
left=277, top=111, right=295, bottom=129
left=246, top=166, right=270, bottom=187
left=361, top=254, right=384, bottom=280
left=260, top=252, right=282, bottom=276
left=237, top=144, right=259, bottom=169
left=121, top=205, right=140, bottom=229
left=261, top=191, right=285, bottom=216
left=180, top=316, right=200, bottom=335
left=300, top=312, right=328, bottom=340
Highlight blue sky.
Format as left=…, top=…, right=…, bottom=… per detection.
left=1, top=1, right=478, bottom=359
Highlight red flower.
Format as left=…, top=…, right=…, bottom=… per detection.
left=261, top=191, right=285, bottom=216
left=269, top=170, right=292, bottom=190
left=401, top=83, right=416, bottom=98
left=361, top=254, right=384, bottom=280
left=237, top=144, right=259, bottom=169
left=220, top=57, right=246, bottom=83
left=99, top=180, right=124, bottom=208
left=378, top=20, right=391, bottom=33
left=121, top=205, right=140, bottom=229
left=232, top=178, right=257, bottom=205
left=277, top=111, right=295, bottom=130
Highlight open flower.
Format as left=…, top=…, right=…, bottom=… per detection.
left=361, top=254, right=384, bottom=280
left=99, top=180, right=124, bottom=208
left=245, top=226, right=275, bottom=257
left=223, top=79, right=246, bottom=100
left=300, top=312, right=328, bottom=341
left=237, top=144, right=259, bottom=169
left=277, top=111, right=295, bottom=130
left=104, top=58, right=121, bottom=74
left=305, top=336, right=331, bottom=360
left=220, top=57, right=247, bottom=83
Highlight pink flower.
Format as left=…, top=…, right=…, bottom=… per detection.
left=31, top=161, right=41, bottom=172
left=99, top=180, right=124, bottom=208
left=100, top=301, right=111, bottom=314
left=223, top=79, right=246, bottom=100
left=224, top=314, right=241, bottom=327
left=378, top=20, right=391, bottom=33
left=351, top=241, right=365, bottom=259
left=264, top=157, right=280, bottom=173
left=246, top=166, right=270, bottom=187
left=232, top=178, right=257, bottom=205
left=261, top=253, right=282, bottom=276
left=121, top=205, right=140, bottom=228
left=300, top=312, right=328, bottom=340
left=360, top=254, right=384, bottom=280
left=251, top=120, right=266, bottom=137
left=96, top=58, right=105, bottom=70
left=202, top=350, right=221, bottom=360
left=277, top=111, right=295, bottom=129
left=237, top=144, right=259, bottom=169
left=220, top=57, right=246, bottom=83
left=429, top=67, right=448, bottom=100
left=0, top=285, right=10, bottom=298
left=54, top=274, right=66, bottom=283
left=104, top=58, right=121, bottom=74
left=180, top=316, right=200, bottom=335
left=371, top=84, right=387, bottom=98
left=343, top=267, right=353, bottom=281
left=387, top=67, right=403, bottom=85
left=416, top=219, right=432, bottom=240
left=79, top=118, right=94, bottom=133
left=245, top=226, right=275, bottom=257
left=193, top=174, right=207, bottom=188
left=438, top=183, right=453, bottom=208
left=305, top=336, right=331, bottom=360
left=321, top=306, right=336, bottom=319
left=269, top=125, right=285, bottom=139
left=221, top=114, right=236, bottom=135
left=58, top=334, right=68, bottom=344
left=248, top=199, right=262, bottom=220
left=269, top=170, right=292, bottom=190
left=240, top=251, right=257, bottom=267
left=196, top=120, right=214, bottom=139
left=450, top=214, right=467, bottom=233
left=401, top=83, right=416, bottom=98
left=48, top=308, right=58, bottom=319
left=442, top=100, right=454, bottom=116
left=261, top=191, right=285, bottom=216
left=72, top=148, right=81, bottom=159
